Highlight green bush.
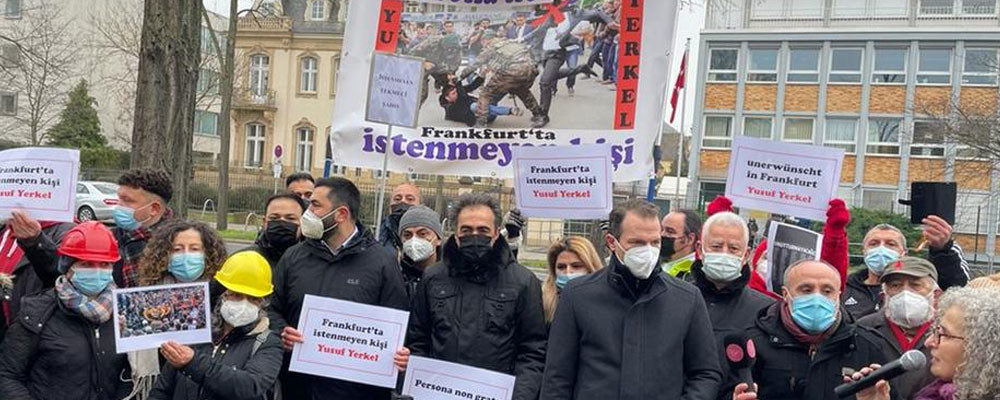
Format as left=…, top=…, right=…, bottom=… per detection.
left=188, top=182, right=218, bottom=210
left=80, top=147, right=130, bottom=169
left=811, top=207, right=926, bottom=261
left=228, top=187, right=273, bottom=214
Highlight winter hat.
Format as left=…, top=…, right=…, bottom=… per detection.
left=969, top=273, right=1000, bottom=291
left=399, top=206, right=443, bottom=240
left=706, top=195, right=734, bottom=216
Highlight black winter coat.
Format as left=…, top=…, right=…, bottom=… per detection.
left=540, top=259, right=723, bottom=400
left=691, top=261, right=776, bottom=400
left=1, top=222, right=72, bottom=342
left=0, top=289, right=131, bottom=400
left=441, top=77, right=486, bottom=127
left=407, top=236, right=547, bottom=400
left=857, top=312, right=934, bottom=400
left=150, top=317, right=284, bottom=400
left=268, top=223, right=408, bottom=400
left=748, top=302, right=894, bottom=400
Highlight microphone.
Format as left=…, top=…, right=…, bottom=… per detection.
left=723, top=334, right=757, bottom=393
left=834, top=350, right=927, bottom=398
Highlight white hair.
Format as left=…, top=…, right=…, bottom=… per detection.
left=701, top=211, right=749, bottom=249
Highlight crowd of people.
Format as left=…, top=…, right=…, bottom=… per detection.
left=2, top=163, right=1000, bottom=400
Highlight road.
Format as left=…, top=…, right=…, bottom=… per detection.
left=225, top=241, right=252, bottom=255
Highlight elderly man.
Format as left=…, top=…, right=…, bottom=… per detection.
left=397, top=205, right=443, bottom=298
left=843, top=217, right=968, bottom=320
left=747, top=259, right=888, bottom=400
left=690, top=212, right=775, bottom=400
left=858, top=257, right=941, bottom=400
left=660, top=209, right=702, bottom=279
left=378, top=183, right=423, bottom=254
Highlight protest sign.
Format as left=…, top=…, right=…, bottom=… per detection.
left=764, top=222, right=823, bottom=292
left=0, top=147, right=80, bottom=222
left=112, top=282, right=211, bottom=353
left=725, top=137, right=845, bottom=221
left=289, top=295, right=409, bottom=389
left=330, top=0, right=679, bottom=181
left=512, top=144, right=612, bottom=219
left=365, top=51, right=425, bottom=128
left=402, top=356, right=516, bottom=400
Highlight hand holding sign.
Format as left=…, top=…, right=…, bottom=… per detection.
left=9, top=210, right=42, bottom=240
left=0, top=147, right=80, bottom=223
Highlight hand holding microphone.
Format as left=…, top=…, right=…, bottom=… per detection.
left=836, top=350, right=926, bottom=399
left=724, top=334, right=757, bottom=398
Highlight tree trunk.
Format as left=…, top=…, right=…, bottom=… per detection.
left=212, top=0, right=238, bottom=231
left=131, top=0, right=202, bottom=218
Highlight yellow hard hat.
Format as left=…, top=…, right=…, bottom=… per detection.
left=214, top=251, right=274, bottom=298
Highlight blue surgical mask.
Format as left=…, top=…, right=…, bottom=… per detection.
left=864, top=246, right=900, bottom=275
left=112, top=203, right=153, bottom=231
left=555, top=273, right=586, bottom=290
left=790, top=293, right=838, bottom=333
left=169, top=252, right=205, bottom=282
left=71, top=267, right=114, bottom=296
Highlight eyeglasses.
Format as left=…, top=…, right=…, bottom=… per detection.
left=929, top=324, right=965, bottom=344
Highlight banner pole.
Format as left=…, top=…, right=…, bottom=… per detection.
left=675, top=38, right=690, bottom=204
left=374, top=124, right=393, bottom=238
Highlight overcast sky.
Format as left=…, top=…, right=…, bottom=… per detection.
left=203, top=0, right=255, bottom=16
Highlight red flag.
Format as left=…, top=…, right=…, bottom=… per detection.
left=669, top=50, right=688, bottom=123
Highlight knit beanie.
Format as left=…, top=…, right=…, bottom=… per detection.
left=399, top=205, right=443, bottom=239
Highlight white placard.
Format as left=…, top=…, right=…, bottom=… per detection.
left=725, top=137, right=845, bottom=221
left=402, top=356, right=516, bottom=400
left=0, top=147, right=80, bottom=222
left=112, top=282, right=212, bottom=353
left=512, top=144, right=613, bottom=219
left=289, top=295, right=409, bottom=389
left=765, top=222, right=823, bottom=292
left=365, top=51, right=425, bottom=128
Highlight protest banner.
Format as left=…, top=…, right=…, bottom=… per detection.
left=513, top=144, right=612, bottom=219
left=764, top=222, right=823, bottom=292
left=0, top=147, right=80, bottom=223
left=289, top=295, right=409, bottom=389
left=402, top=356, right=516, bottom=400
left=725, top=136, right=845, bottom=221
left=366, top=51, right=426, bottom=128
left=330, top=0, right=678, bottom=181
left=112, top=282, right=211, bottom=353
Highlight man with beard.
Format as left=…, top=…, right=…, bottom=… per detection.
left=393, top=193, right=547, bottom=400
left=378, top=183, right=422, bottom=255
left=246, top=193, right=305, bottom=268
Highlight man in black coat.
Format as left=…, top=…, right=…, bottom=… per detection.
left=691, top=212, right=775, bottom=399
left=746, top=259, right=891, bottom=400
left=245, top=193, right=305, bottom=268
left=270, top=177, right=409, bottom=400
left=395, top=193, right=547, bottom=400
left=540, top=199, right=722, bottom=400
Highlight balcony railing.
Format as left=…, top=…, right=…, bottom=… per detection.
left=232, top=87, right=277, bottom=111
left=706, top=3, right=999, bottom=30
left=237, top=16, right=292, bottom=32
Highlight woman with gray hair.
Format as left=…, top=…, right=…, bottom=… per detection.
left=850, top=286, right=1000, bottom=400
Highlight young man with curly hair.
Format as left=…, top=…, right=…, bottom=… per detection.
left=111, top=168, right=175, bottom=287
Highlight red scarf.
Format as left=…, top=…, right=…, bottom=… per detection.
left=888, top=320, right=932, bottom=352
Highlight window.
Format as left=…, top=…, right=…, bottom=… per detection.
left=699, top=182, right=727, bottom=210
left=825, top=118, right=858, bottom=153
left=963, top=0, right=996, bottom=14
left=751, top=0, right=823, bottom=18
left=5, top=0, right=20, bottom=18
left=197, top=69, right=219, bottom=96
left=873, top=48, right=907, bottom=84
left=863, top=189, right=896, bottom=212
left=921, top=0, right=954, bottom=14
left=76, top=184, right=89, bottom=195
left=703, top=116, right=733, bottom=148
left=787, top=48, right=819, bottom=83
left=834, top=0, right=908, bottom=17
left=296, top=127, right=315, bottom=172
left=747, top=48, right=778, bottom=82
left=93, top=183, right=118, bottom=195
left=245, top=123, right=265, bottom=167
left=308, top=0, right=327, bottom=20
left=0, top=92, right=15, bottom=116
left=744, top=116, right=773, bottom=139
left=918, top=48, right=952, bottom=85
left=300, top=57, right=318, bottom=93
left=249, top=54, right=270, bottom=96
left=963, top=49, right=998, bottom=85
left=867, top=118, right=901, bottom=155
left=783, top=118, right=814, bottom=143
left=194, top=111, right=219, bottom=136
left=331, top=56, right=341, bottom=95
left=830, top=48, right=863, bottom=83
left=0, top=43, right=18, bottom=67
left=708, top=49, right=738, bottom=82
left=911, top=121, right=946, bottom=157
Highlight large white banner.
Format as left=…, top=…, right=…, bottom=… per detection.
left=331, top=0, right=678, bottom=181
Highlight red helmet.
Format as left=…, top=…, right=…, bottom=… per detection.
left=57, top=221, right=121, bottom=263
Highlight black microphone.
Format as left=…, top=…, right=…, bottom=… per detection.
left=723, top=334, right=756, bottom=393
left=834, top=350, right=927, bottom=398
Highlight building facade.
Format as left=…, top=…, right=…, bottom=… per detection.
left=690, top=0, right=1000, bottom=258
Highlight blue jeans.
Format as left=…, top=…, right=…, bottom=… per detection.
left=564, top=48, right=582, bottom=88
left=601, top=41, right=617, bottom=82
left=470, top=103, right=511, bottom=122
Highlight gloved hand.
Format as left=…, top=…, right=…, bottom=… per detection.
left=825, top=198, right=850, bottom=231
left=706, top=195, right=734, bottom=216
left=503, top=208, right=525, bottom=238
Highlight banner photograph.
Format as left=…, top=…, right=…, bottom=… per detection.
left=330, top=0, right=677, bottom=181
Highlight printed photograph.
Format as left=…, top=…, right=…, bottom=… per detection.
left=112, top=282, right=212, bottom=353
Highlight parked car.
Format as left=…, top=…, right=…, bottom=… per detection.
left=75, top=181, right=119, bottom=222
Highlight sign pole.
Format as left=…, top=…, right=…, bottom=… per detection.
left=675, top=38, right=690, bottom=203
left=374, top=124, right=393, bottom=238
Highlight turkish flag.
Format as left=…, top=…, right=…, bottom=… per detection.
left=669, top=50, right=688, bottom=123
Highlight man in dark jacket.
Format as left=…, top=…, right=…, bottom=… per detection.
left=540, top=199, right=722, bottom=400
left=858, top=257, right=940, bottom=400
left=692, top=212, right=775, bottom=399
left=246, top=193, right=305, bottom=267
left=397, top=205, right=443, bottom=298
left=271, top=177, right=409, bottom=400
left=749, top=259, right=891, bottom=400
left=439, top=76, right=518, bottom=127
left=112, top=168, right=175, bottom=288
left=396, top=193, right=547, bottom=400
left=842, top=217, right=968, bottom=320
left=377, top=183, right=422, bottom=255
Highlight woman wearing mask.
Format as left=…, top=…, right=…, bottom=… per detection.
left=137, top=220, right=227, bottom=286
left=149, top=251, right=283, bottom=400
left=249, top=193, right=305, bottom=267
left=542, top=236, right=604, bottom=323
left=0, top=222, right=132, bottom=399
left=851, top=287, right=1000, bottom=400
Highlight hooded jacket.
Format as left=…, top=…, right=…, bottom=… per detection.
left=407, top=236, right=547, bottom=400
left=1, top=222, right=73, bottom=341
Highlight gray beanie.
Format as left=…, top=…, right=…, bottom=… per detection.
left=399, top=205, right=443, bottom=239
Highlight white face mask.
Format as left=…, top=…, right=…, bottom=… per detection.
left=618, top=242, right=659, bottom=280
left=403, top=237, right=435, bottom=262
left=701, top=252, right=744, bottom=283
left=885, top=290, right=934, bottom=329
left=300, top=208, right=338, bottom=240
left=220, top=299, right=260, bottom=327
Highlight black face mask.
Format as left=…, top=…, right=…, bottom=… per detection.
left=457, top=234, right=493, bottom=265
left=264, top=220, right=299, bottom=253
left=660, top=236, right=676, bottom=261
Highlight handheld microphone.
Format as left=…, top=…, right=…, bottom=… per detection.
left=834, top=350, right=927, bottom=398
left=723, top=334, right=757, bottom=393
